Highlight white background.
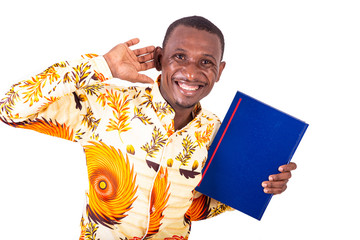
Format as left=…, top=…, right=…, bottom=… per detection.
left=0, top=0, right=359, bottom=239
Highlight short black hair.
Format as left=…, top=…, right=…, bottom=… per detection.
left=162, top=16, right=225, bottom=60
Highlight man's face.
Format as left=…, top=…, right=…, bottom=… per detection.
left=159, top=25, right=226, bottom=113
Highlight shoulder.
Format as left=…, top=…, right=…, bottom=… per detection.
left=199, top=108, right=221, bottom=126
left=189, top=108, right=221, bottom=139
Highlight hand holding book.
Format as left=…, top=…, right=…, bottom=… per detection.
left=262, top=162, right=297, bottom=195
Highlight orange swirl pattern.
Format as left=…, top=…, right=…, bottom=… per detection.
left=146, top=166, right=170, bottom=237
left=84, top=141, right=138, bottom=228
left=4, top=117, right=74, bottom=141
left=184, top=194, right=211, bottom=224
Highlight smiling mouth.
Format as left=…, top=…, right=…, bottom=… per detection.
left=174, top=78, right=206, bottom=93
left=178, top=82, right=200, bottom=91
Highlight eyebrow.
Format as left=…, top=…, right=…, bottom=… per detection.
left=174, top=48, right=187, bottom=52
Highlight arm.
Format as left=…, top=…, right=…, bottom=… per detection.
left=0, top=55, right=112, bottom=141
left=0, top=39, right=155, bottom=141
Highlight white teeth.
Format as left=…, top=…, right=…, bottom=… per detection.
left=178, top=82, right=199, bottom=91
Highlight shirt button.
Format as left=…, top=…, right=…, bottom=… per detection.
left=160, top=173, right=165, bottom=179
left=152, top=206, right=156, bottom=213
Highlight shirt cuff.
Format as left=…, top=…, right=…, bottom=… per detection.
left=91, top=56, right=113, bottom=81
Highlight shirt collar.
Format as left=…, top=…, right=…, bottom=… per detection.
left=150, top=75, right=176, bottom=128
left=151, top=75, right=171, bottom=111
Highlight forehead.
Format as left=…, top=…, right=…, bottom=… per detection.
left=165, top=25, right=222, bottom=60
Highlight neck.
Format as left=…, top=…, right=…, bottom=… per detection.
left=173, top=108, right=194, bottom=130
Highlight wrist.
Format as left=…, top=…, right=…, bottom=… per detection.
left=91, top=56, right=113, bottom=81
left=103, top=53, right=116, bottom=78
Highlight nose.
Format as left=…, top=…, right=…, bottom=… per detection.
left=182, top=62, right=200, bottom=81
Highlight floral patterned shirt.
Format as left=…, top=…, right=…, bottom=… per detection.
left=0, top=54, right=230, bottom=240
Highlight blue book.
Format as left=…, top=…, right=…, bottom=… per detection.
left=196, top=91, right=308, bottom=220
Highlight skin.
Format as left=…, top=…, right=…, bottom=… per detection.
left=155, top=25, right=226, bottom=130
left=104, top=38, right=155, bottom=83
left=103, top=26, right=297, bottom=195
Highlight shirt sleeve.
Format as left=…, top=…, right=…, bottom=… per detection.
left=185, top=190, right=234, bottom=222
left=0, top=54, right=112, bottom=142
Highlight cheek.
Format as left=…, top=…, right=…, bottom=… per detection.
left=206, top=68, right=220, bottom=82
left=162, top=58, right=178, bottom=71
left=162, top=61, right=178, bottom=77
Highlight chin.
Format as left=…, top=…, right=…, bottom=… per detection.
left=175, top=100, right=198, bottom=110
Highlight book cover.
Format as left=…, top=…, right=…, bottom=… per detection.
left=196, top=91, right=308, bottom=220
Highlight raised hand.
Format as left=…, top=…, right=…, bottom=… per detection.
left=104, top=38, right=155, bottom=83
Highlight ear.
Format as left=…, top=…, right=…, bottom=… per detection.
left=216, top=61, right=226, bottom=82
left=154, top=46, right=163, bottom=71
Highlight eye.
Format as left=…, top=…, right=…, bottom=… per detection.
left=201, top=59, right=214, bottom=66
left=175, top=54, right=186, bottom=60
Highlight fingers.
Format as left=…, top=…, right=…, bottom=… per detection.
left=125, top=38, right=140, bottom=47
left=124, top=39, right=155, bottom=70
left=262, top=179, right=289, bottom=195
left=269, top=171, right=292, bottom=181
left=279, top=162, right=297, bottom=172
left=261, top=162, right=297, bottom=195
left=108, top=39, right=155, bottom=81
left=262, top=180, right=288, bottom=189
left=139, top=60, right=155, bottom=71
left=268, top=162, right=295, bottom=181
left=124, top=38, right=155, bottom=57
left=137, top=51, right=154, bottom=64
left=134, top=45, right=155, bottom=57
left=135, top=46, right=155, bottom=72
left=122, top=38, right=155, bottom=63
left=263, top=183, right=288, bottom=195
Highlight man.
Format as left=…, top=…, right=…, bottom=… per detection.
left=0, top=16, right=296, bottom=240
